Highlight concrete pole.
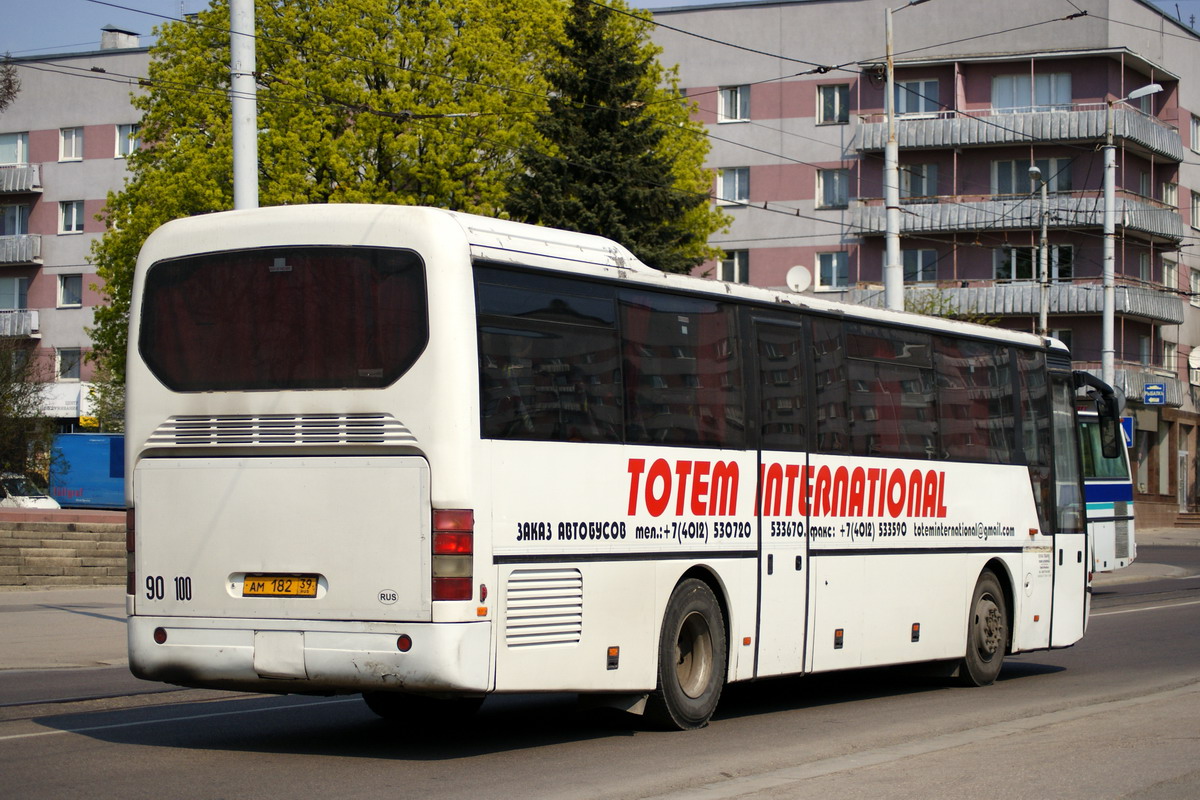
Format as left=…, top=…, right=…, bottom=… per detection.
left=1102, top=100, right=1116, bottom=387
left=230, top=0, right=258, bottom=210
left=1038, top=176, right=1049, bottom=338
left=883, top=5, right=903, bottom=311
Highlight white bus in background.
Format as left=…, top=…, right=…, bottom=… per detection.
left=1078, top=410, right=1136, bottom=572
left=124, top=205, right=1121, bottom=730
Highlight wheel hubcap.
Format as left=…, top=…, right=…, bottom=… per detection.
left=974, top=594, right=1002, bottom=660
left=675, top=610, right=714, bottom=698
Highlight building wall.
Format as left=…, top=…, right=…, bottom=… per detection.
left=652, top=0, right=1200, bottom=525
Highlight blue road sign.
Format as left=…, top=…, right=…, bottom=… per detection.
left=1143, top=383, right=1166, bottom=405
left=1121, top=416, right=1133, bottom=448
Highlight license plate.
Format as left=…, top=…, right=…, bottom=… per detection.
left=242, top=574, right=318, bottom=598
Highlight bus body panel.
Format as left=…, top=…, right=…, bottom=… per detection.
left=132, top=456, right=431, bottom=621
left=128, top=616, right=492, bottom=693
left=1051, top=532, right=1088, bottom=646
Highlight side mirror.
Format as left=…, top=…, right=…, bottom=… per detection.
left=1073, top=370, right=1122, bottom=459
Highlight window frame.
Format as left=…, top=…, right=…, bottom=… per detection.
left=902, top=248, right=938, bottom=283
left=0, top=276, right=29, bottom=311
left=59, top=127, right=84, bottom=161
left=992, top=72, right=1072, bottom=112
left=115, top=123, right=141, bottom=158
left=817, top=83, right=850, bottom=125
left=58, top=274, right=84, bottom=308
left=816, top=168, right=849, bottom=209
left=993, top=245, right=1073, bottom=282
left=717, top=85, right=750, bottom=123
left=1, top=203, right=30, bottom=236
left=816, top=251, right=849, bottom=290
left=0, top=131, right=29, bottom=165
left=57, top=347, right=83, bottom=382
left=719, top=250, right=749, bottom=284
left=717, top=167, right=749, bottom=206
left=894, top=79, right=939, bottom=116
left=59, top=200, right=85, bottom=234
left=900, top=162, right=938, bottom=200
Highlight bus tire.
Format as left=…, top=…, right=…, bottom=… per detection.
left=362, top=691, right=483, bottom=725
left=646, top=578, right=727, bottom=730
left=958, top=570, right=1008, bottom=687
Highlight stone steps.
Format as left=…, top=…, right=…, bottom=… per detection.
left=0, top=519, right=125, bottom=588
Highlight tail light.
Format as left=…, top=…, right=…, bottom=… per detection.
left=125, top=507, right=136, bottom=596
left=432, top=509, right=473, bottom=601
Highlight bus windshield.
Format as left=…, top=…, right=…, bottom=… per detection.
left=139, top=246, right=428, bottom=392
left=1080, top=419, right=1130, bottom=480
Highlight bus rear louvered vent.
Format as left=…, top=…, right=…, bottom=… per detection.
left=505, top=568, right=583, bottom=648
left=148, top=414, right=416, bottom=446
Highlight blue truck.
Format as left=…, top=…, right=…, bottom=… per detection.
left=49, top=433, right=125, bottom=509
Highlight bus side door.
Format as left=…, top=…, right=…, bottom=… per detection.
left=752, top=319, right=811, bottom=678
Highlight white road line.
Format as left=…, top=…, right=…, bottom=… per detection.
left=1091, top=598, right=1200, bottom=617
left=642, top=683, right=1200, bottom=800
left=0, top=696, right=359, bottom=743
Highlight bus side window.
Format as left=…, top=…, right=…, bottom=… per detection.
left=934, top=336, right=1012, bottom=463
left=845, top=322, right=936, bottom=459
left=757, top=323, right=808, bottom=451
left=811, top=318, right=848, bottom=454
left=1016, top=349, right=1053, bottom=532
left=619, top=291, right=744, bottom=449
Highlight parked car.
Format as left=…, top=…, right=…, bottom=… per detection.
left=0, top=473, right=62, bottom=509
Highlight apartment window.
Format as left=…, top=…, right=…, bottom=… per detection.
left=60, top=127, right=84, bottom=161
left=818, top=84, right=850, bottom=124
left=0, top=277, right=28, bottom=310
left=992, top=73, right=1071, bottom=112
left=1163, top=182, right=1179, bottom=207
left=1139, top=252, right=1152, bottom=283
left=1, top=204, right=30, bottom=235
left=816, top=168, right=849, bottom=208
left=816, top=252, right=849, bottom=289
left=0, top=132, right=29, bottom=165
left=994, top=245, right=1073, bottom=282
left=718, top=86, right=750, bottom=122
left=115, top=123, right=141, bottom=158
left=1192, top=115, right=1200, bottom=153
left=903, top=249, right=938, bottom=283
left=1163, top=257, right=1177, bottom=291
left=1164, top=341, right=1178, bottom=373
left=719, top=250, right=749, bottom=284
left=58, top=274, right=83, bottom=308
left=993, top=158, right=1071, bottom=195
left=59, top=200, right=85, bottom=234
left=1139, top=172, right=1152, bottom=198
left=1139, top=335, right=1151, bottom=366
left=895, top=79, right=938, bottom=115
left=1049, top=328, right=1072, bottom=353
left=1192, top=191, right=1200, bottom=229
left=900, top=163, right=938, bottom=199
left=717, top=167, right=749, bottom=205
left=57, top=348, right=82, bottom=381
left=1191, top=269, right=1200, bottom=307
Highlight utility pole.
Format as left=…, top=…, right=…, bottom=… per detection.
left=883, top=0, right=933, bottom=312
left=230, top=0, right=258, bottom=210
left=1029, top=165, right=1049, bottom=338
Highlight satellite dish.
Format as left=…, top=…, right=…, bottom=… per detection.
left=785, top=265, right=812, bottom=293
left=1189, top=349, right=1200, bottom=370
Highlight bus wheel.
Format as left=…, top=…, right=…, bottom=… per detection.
left=646, top=578, right=727, bottom=730
left=362, top=691, right=483, bottom=725
left=959, top=571, right=1008, bottom=687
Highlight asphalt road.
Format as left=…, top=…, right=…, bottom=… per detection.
left=1, top=546, right=1197, bottom=799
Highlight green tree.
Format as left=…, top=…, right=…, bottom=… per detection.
left=0, top=54, right=19, bottom=112
left=905, top=287, right=998, bottom=326
left=0, top=341, right=54, bottom=479
left=505, top=0, right=726, bottom=274
left=91, top=0, right=559, bottom=380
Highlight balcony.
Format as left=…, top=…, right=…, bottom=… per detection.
left=1074, top=362, right=1183, bottom=407
left=0, top=309, right=40, bottom=338
left=0, top=164, right=42, bottom=194
left=0, top=235, right=42, bottom=265
left=851, top=191, right=1184, bottom=243
left=853, top=104, right=1184, bottom=162
left=845, top=278, right=1184, bottom=326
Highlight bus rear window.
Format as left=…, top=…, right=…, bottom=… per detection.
left=139, top=246, right=427, bottom=391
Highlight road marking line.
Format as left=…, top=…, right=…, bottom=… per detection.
left=0, top=696, right=359, bottom=743
left=642, top=683, right=1200, bottom=800
left=1091, top=599, right=1200, bottom=617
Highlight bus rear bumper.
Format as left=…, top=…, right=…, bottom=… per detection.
left=127, top=616, right=493, bottom=695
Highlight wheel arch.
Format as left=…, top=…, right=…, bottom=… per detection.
left=672, top=564, right=733, bottom=664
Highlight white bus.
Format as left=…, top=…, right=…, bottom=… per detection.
left=1078, top=410, right=1136, bottom=572
left=125, top=205, right=1120, bottom=729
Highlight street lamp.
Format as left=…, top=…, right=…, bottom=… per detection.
left=1102, top=82, right=1162, bottom=386
left=883, top=0, right=933, bottom=312
left=1029, top=165, right=1049, bottom=338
